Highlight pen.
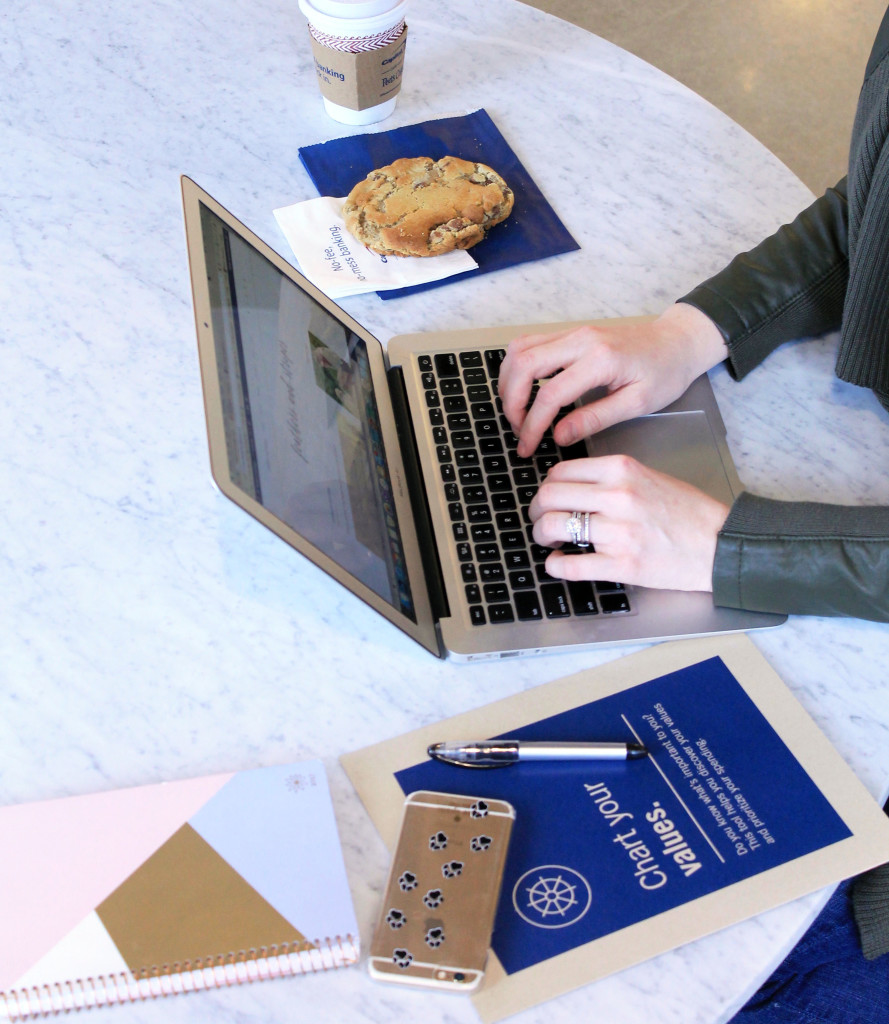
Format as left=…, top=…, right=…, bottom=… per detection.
left=427, top=739, right=648, bottom=768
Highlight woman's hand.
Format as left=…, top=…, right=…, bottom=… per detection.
left=529, top=456, right=730, bottom=592
left=498, top=303, right=729, bottom=457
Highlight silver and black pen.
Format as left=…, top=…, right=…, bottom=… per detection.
left=427, top=739, right=648, bottom=768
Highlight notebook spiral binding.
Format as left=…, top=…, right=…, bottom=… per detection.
left=0, top=935, right=360, bottom=1020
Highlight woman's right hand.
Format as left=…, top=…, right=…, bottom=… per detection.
left=497, top=302, right=729, bottom=457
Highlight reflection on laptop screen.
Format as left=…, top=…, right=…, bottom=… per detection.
left=199, top=202, right=416, bottom=621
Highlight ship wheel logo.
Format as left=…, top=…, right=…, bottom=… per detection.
left=512, top=865, right=592, bottom=929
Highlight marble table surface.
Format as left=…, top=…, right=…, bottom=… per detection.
left=2, top=0, right=889, bottom=1022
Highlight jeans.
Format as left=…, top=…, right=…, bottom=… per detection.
left=729, top=881, right=889, bottom=1024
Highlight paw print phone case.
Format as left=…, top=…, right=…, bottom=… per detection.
left=369, top=790, right=515, bottom=992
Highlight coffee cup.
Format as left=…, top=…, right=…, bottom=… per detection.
left=298, top=0, right=409, bottom=125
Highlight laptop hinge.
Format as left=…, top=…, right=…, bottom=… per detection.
left=387, top=364, right=450, bottom=623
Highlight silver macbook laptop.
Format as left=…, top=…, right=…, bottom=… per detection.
left=182, top=177, right=784, bottom=661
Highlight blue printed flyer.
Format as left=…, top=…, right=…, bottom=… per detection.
left=341, top=636, right=889, bottom=1022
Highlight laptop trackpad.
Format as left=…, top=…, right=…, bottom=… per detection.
left=586, top=411, right=735, bottom=505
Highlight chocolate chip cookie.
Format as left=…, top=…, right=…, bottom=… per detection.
left=342, top=155, right=514, bottom=258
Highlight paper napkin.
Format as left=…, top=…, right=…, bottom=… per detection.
left=273, top=196, right=477, bottom=299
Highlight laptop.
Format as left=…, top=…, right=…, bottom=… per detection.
left=182, top=176, right=784, bottom=661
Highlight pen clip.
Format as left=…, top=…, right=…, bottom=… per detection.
left=427, top=741, right=517, bottom=768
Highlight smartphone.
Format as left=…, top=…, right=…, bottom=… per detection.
left=369, top=790, right=515, bottom=992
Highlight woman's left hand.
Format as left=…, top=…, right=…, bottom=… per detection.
left=528, top=456, right=730, bottom=592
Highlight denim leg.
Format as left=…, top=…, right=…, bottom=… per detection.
left=730, top=881, right=889, bottom=1024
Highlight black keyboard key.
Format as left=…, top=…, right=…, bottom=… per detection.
left=509, top=450, right=534, bottom=467
left=471, top=402, right=496, bottom=420
left=467, top=384, right=491, bottom=402
left=500, top=531, right=526, bottom=549
left=484, top=349, right=506, bottom=378
left=426, top=391, right=441, bottom=408
left=470, top=606, right=486, bottom=626
left=440, top=464, right=455, bottom=482
left=436, top=445, right=451, bottom=463
left=476, top=420, right=499, bottom=437
left=536, top=437, right=557, bottom=455
left=459, top=351, right=483, bottom=367
left=444, top=396, right=467, bottom=413
left=488, top=603, right=515, bottom=624
left=465, top=584, right=481, bottom=603
left=448, top=502, right=464, bottom=521
left=445, top=483, right=459, bottom=501
left=496, top=511, right=521, bottom=530
left=458, top=466, right=483, bottom=484
left=428, top=408, right=443, bottom=426
left=455, top=449, right=479, bottom=466
left=447, top=412, right=471, bottom=430
left=462, top=368, right=486, bottom=385
left=558, top=441, right=588, bottom=460
left=467, top=506, right=492, bottom=523
left=479, top=564, right=505, bottom=582
left=453, top=522, right=468, bottom=541
left=483, top=583, right=510, bottom=603
left=505, top=550, right=530, bottom=569
left=514, top=591, right=543, bottom=621
left=530, top=544, right=551, bottom=562
left=517, top=485, right=537, bottom=505
left=440, top=378, right=464, bottom=396
left=418, top=354, right=433, bottom=372
left=568, top=580, right=598, bottom=615
left=463, top=486, right=487, bottom=504
left=461, top=563, right=477, bottom=583
left=475, top=544, right=500, bottom=562
left=513, top=466, right=536, bottom=486
left=451, top=431, right=475, bottom=448
left=601, top=592, right=631, bottom=613
left=479, top=437, right=503, bottom=455
left=435, top=353, right=460, bottom=377
left=432, top=426, right=447, bottom=444
left=483, top=456, right=507, bottom=474
left=537, top=455, right=560, bottom=474
left=492, top=492, right=516, bottom=511
left=596, top=580, right=625, bottom=592
left=541, top=583, right=570, bottom=617
left=487, top=474, right=511, bottom=491
left=421, top=371, right=436, bottom=389
left=508, top=570, right=536, bottom=590
left=471, top=524, right=496, bottom=542
left=456, top=542, right=472, bottom=561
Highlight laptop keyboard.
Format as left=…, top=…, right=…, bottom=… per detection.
left=417, top=349, right=632, bottom=627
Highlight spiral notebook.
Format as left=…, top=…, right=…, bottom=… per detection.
left=0, top=761, right=359, bottom=1020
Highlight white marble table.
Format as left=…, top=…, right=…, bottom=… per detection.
left=2, top=0, right=888, bottom=1022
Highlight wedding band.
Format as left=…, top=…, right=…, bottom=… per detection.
left=566, top=512, right=583, bottom=545
left=578, top=511, right=591, bottom=549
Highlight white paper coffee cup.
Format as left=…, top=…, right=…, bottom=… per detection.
left=299, top=0, right=409, bottom=125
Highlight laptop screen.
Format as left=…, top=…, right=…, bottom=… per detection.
left=198, top=201, right=416, bottom=621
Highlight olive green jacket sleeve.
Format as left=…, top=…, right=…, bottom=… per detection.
left=712, top=493, right=889, bottom=622
left=681, top=180, right=849, bottom=381
left=678, top=184, right=889, bottom=621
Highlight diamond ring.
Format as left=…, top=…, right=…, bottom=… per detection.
left=566, top=511, right=592, bottom=548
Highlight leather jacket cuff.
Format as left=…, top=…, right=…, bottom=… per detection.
left=679, top=182, right=850, bottom=380
left=713, top=492, right=889, bottom=621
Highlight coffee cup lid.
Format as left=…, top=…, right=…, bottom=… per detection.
left=299, top=0, right=407, bottom=36
left=307, top=0, right=401, bottom=17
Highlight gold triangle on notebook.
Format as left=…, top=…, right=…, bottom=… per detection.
left=96, top=823, right=309, bottom=973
